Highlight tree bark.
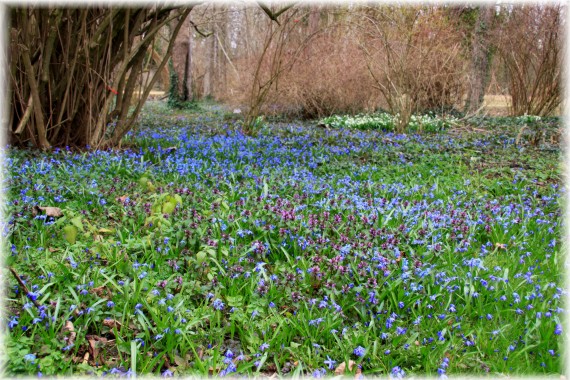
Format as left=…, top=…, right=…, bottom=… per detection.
left=464, top=5, right=494, bottom=114
left=171, top=15, right=192, bottom=101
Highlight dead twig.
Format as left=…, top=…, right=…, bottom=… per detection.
left=9, top=266, right=41, bottom=308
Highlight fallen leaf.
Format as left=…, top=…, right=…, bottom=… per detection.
left=90, top=286, right=111, bottom=298
left=62, top=320, right=76, bottom=346
left=335, top=360, right=356, bottom=375
left=208, top=366, right=222, bottom=375
left=86, top=335, right=110, bottom=365
left=174, top=355, right=187, bottom=367
left=103, top=319, right=122, bottom=329
left=35, top=206, right=63, bottom=217
left=82, top=352, right=90, bottom=365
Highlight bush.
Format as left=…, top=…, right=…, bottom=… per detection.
left=319, top=112, right=458, bottom=133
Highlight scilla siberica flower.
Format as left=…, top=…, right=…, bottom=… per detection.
left=212, top=298, right=224, bottom=310
left=353, top=346, right=366, bottom=357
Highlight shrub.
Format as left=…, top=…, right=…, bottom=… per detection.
left=319, top=112, right=458, bottom=133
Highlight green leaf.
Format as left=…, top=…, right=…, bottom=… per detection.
left=162, top=201, right=176, bottom=214
left=138, top=177, right=149, bottom=187
left=63, top=225, right=78, bottom=244
left=196, top=251, right=207, bottom=264
left=263, top=181, right=269, bottom=198
left=70, top=216, right=83, bottom=231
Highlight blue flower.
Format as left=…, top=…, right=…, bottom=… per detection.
left=259, top=343, right=270, bottom=352
left=353, top=346, right=366, bottom=357
left=8, top=316, right=18, bottom=329
left=312, top=368, right=326, bottom=378
left=212, top=298, right=225, bottom=310
left=162, top=369, right=173, bottom=377
left=390, top=366, right=405, bottom=379
left=27, top=291, right=39, bottom=301
left=554, top=324, right=562, bottom=335
left=107, top=301, right=115, bottom=308
left=309, top=317, right=324, bottom=326
left=24, top=353, right=36, bottom=363
left=324, top=355, right=336, bottom=370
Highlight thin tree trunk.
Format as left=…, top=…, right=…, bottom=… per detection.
left=464, top=6, right=494, bottom=114
left=171, top=16, right=192, bottom=100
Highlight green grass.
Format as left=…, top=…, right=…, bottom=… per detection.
left=4, top=102, right=563, bottom=377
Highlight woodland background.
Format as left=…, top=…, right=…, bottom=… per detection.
left=8, top=3, right=564, bottom=148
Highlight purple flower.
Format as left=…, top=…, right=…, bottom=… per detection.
left=259, top=342, right=270, bottom=352
left=554, top=324, right=562, bottom=335
left=309, top=318, right=324, bottom=326
left=107, top=301, right=115, bottom=308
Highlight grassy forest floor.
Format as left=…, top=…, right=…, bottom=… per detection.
left=4, top=101, right=564, bottom=377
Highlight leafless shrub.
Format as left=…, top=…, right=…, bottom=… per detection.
left=357, top=5, right=466, bottom=122
left=10, top=7, right=192, bottom=149
left=495, top=4, right=563, bottom=116
left=277, top=30, right=379, bottom=119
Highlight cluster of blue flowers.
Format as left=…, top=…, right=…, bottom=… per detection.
left=5, top=118, right=562, bottom=376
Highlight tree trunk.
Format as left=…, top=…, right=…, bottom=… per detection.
left=203, top=30, right=214, bottom=97
left=464, top=5, right=494, bottom=114
left=171, top=16, right=192, bottom=101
